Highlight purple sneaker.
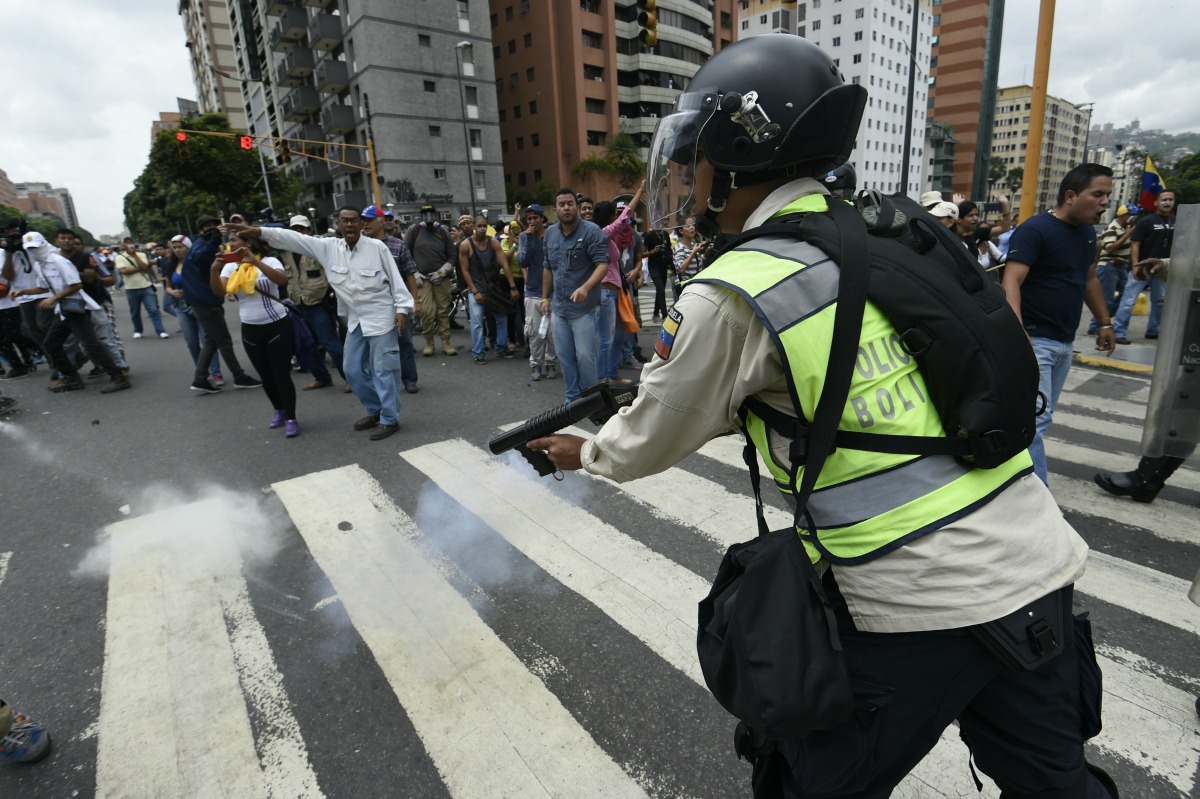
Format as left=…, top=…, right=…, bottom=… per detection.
left=284, top=419, right=300, bottom=438
left=269, top=410, right=285, bottom=429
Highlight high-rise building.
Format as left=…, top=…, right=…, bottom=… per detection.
left=927, top=0, right=1004, bottom=200
left=232, top=1, right=507, bottom=223
left=178, top=0, right=249, bottom=130
left=0, top=168, right=18, bottom=209
left=14, top=183, right=79, bottom=229
left=922, top=119, right=957, bottom=196
left=991, top=85, right=1090, bottom=213
left=735, top=1, right=933, bottom=197
left=489, top=0, right=736, bottom=204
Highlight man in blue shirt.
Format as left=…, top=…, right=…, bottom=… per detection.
left=539, top=189, right=610, bottom=400
left=1003, top=164, right=1116, bottom=484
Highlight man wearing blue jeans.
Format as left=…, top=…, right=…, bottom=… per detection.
left=1003, top=164, right=1117, bottom=484
left=541, top=188, right=610, bottom=401
left=115, top=238, right=168, bottom=339
left=278, top=215, right=346, bottom=390
left=1113, top=190, right=1175, bottom=344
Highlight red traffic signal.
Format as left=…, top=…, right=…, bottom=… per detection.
left=176, top=132, right=187, bottom=141
left=239, top=135, right=254, bottom=150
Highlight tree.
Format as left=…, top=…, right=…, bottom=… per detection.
left=1005, top=167, right=1023, bottom=195
left=1164, top=152, right=1200, bottom=204
left=569, top=132, right=647, bottom=191
left=123, top=113, right=294, bottom=241
left=988, top=156, right=1008, bottom=189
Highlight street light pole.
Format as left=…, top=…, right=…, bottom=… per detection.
left=455, top=41, right=475, bottom=217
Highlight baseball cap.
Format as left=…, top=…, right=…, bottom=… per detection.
left=361, top=205, right=384, bottom=219
left=1116, top=204, right=1138, bottom=217
left=21, top=231, right=49, bottom=249
left=419, top=204, right=437, bottom=215
left=525, top=203, right=546, bottom=219
left=196, top=214, right=220, bottom=228
left=920, top=190, right=943, bottom=208
left=289, top=214, right=313, bottom=229
left=929, top=201, right=959, bottom=220
left=384, top=208, right=395, bottom=218
left=228, top=212, right=246, bottom=222
left=169, top=234, right=193, bottom=247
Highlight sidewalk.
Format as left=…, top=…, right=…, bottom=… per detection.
left=1073, top=307, right=1158, bottom=375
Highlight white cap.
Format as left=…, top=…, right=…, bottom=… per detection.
left=920, top=190, right=943, bottom=208
left=22, top=231, right=49, bottom=249
left=289, top=214, right=312, bottom=229
left=929, top=201, right=959, bottom=220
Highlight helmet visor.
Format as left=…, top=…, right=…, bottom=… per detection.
left=646, top=95, right=717, bottom=230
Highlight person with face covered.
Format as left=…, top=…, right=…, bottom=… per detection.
left=181, top=215, right=261, bottom=393
left=404, top=204, right=459, bottom=356
left=14, top=232, right=129, bottom=393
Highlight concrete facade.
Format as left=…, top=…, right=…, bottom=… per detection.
left=489, top=0, right=736, bottom=204
left=0, top=168, right=18, bottom=209
left=179, top=0, right=248, bottom=130
left=14, top=182, right=79, bottom=229
left=927, top=0, right=1003, bottom=200
left=991, top=85, right=1090, bottom=214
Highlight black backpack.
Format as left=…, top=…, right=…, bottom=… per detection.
left=717, top=191, right=1040, bottom=469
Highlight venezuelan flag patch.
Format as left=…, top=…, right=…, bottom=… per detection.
left=655, top=307, right=683, bottom=360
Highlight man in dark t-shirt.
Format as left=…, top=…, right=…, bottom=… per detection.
left=1003, top=164, right=1115, bottom=485
left=1113, top=190, right=1175, bottom=342
left=55, top=229, right=128, bottom=375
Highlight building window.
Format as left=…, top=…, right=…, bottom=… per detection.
left=586, top=98, right=604, bottom=114
left=499, top=109, right=506, bottom=122
left=832, top=36, right=840, bottom=45
left=812, top=19, right=820, bottom=30
left=517, top=136, right=524, bottom=150
left=434, top=168, right=447, bottom=179
left=424, top=80, right=436, bottom=92
left=508, top=39, right=516, bottom=53
left=513, top=105, right=521, bottom=119
left=854, top=31, right=862, bottom=40
left=510, top=72, right=518, bottom=86
left=741, top=20, right=748, bottom=30
left=490, top=12, right=497, bottom=27
left=534, top=169, right=542, bottom=182
left=583, top=30, right=602, bottom=48
left=853, top=53, right=862, bottom=63
left=526, top=67, right=535, bottom=81
left=505, top=6, right=514, bottom=21
left=583, top=64, right=604, bottom=81
left=587, top=130, right=607, bottom=146
left=856, top=7, right=864, bottom=17
left=529, top=100, right=537, bottom=114
left=531, top=133, right=540, bottom=147
left=429, top=125, right=441, bottom=137
left=518, top=172, right=527, bottom=186
left=833, top=13, right=841, bottom=23
left=419, top=34, right=431, bottom=47
left=760, top=14, right=767, bottom=23
left=581, top=0, right=600, bottom=11
left=524, top=32, right=532, bottom=47
left=492, top=46, right=500, bottom=60
left=501, top=141, right=509, bottom=154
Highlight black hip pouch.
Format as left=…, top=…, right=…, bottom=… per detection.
left=969, top=585, right=1072, bottom=671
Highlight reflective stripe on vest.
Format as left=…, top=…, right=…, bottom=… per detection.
left=693, top=195, right=1033, bottom=564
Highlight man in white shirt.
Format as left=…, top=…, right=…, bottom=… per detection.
left=14, top=233, right=130, bottom=394
left=225, top=207, right=414, bottom=441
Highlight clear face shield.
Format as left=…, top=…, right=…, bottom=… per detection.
left=646, top=93, right=717, bottom=231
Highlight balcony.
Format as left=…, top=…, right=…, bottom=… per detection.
left=268, top=6, right=307, bottom=51
left=329, top=147, right=363, bottom=177
left=281, top=86, right=320, bottom=120
left=332, top=190, right=368, bottom=210
left=299, top=123, right=324, bottom=146
left=308, top=13, right=343, bottom=51
left=320, top=103, right=356, bottom=135
left=300, top=159, right=331, bottom=184
left=264, top=0, right=295, bottom=15
left=303, top=0, right=336, bottom=7
left=315, top=59, right=350, bottom=93
left=276, top=48, right=315, bottom=87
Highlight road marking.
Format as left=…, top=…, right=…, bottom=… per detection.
left=1062, top=369, right=1097, bottom=393
left=1045, top=437, right=1200, bottom=494
left=1057, top=393, right=1147, bottom=425
left=97, top=498, right=322, bottom=799
left=272, top=465, right=646, bottom=799
left=402, top=440, right=708, bottom=688
left=1078, top=551, right=1200, bottom=637
left=0, top=552, right=10, bottom=591
left=1051, top=409, right=1143, bottom=442
left=1051, top=476, right=1200, bottom=547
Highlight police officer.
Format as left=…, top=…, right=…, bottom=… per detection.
left=529, top=35, right=1116, bottom=798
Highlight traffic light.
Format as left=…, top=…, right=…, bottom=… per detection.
left=279, top=139, right=292, bottom=164
left=637, top=0, right=657, bottom=47
left=239, top=135, right=254, bottom=150
left=175, top=131, right=189, bottom=159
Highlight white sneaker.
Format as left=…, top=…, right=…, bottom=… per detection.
left=133, top=332, right=143, bottom=339
left=159, top=332, right=170, bottom=339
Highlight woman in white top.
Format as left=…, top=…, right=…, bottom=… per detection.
left=209, top=232, right=298, bottom=437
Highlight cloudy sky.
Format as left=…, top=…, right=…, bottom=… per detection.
left=2, top=0, right=1196, bottom=236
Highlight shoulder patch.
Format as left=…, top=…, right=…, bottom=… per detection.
left=655, top=307, right=683, bottom=360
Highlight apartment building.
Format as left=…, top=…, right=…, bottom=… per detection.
left=489, top=0, right=736, bottom=203
left=14, top=183, right=79, bottom=229
left=179, top=0, right=249, bottom=130
left=991, top=85, right=1090, bottom=213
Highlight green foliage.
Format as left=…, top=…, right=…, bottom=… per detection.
left=123, top=113, right=294, bottom=240
left=1164, top=152, right=1200, bottom=204
left=569, top=133, right=647, bottom=190
left=1005, top=167, right=1024, bottom=194
left=988, top=156, right=1007, bottom=187
left=0, top=205, right=96, bottom=245
left=0, top=204, right=22, bottom=222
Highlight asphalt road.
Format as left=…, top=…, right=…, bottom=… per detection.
left=0, top=292, right=1196, bottom=798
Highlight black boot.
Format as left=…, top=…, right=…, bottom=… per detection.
left=1094, top=455, right=1185, bottom=503
left=1086, top=762, right=1119, bottom=798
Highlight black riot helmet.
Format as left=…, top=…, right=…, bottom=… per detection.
left=822, top=163, right=858, bottom=198
left=646, top=35, right=867, bottom=230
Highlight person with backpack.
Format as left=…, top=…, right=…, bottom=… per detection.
left=404, top=204, right=459, bottom=357
left=526, top=35, right=1115, bottom=799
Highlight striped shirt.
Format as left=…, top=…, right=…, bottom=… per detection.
left=221, top=257, right=286, bottom=325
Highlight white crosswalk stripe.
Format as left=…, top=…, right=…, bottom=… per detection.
left=89, top=367, right=1198, bottom=797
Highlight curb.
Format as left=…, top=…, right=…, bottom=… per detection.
left=1073, top=352, right=1154, bottom=375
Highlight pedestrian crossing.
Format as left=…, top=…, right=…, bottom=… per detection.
left=87, top=367, right=1198, bottom=798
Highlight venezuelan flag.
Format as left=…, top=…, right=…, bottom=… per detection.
left=1139, top=156, right=1167, bottom=213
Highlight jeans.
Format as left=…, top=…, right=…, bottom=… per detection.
left=125, top=286, right=166, bottom=335
left=1029, top=337, right=1074, bottom=485
left=523, top=297, right=557, bottom=369
left=1112, top=273, right=1166, bottom=338
left=292, top=303, right=344, bottom=384
left=43, top=310, right=121, bottom=378
left=177, top=306, right=221, bottom=378
left=468, top=294, right=507, bottom=357
left=552, top=308, right=599, bottom=401
left=398, top=317, right=418, bottom=387
left=162, top=290, right=179, bottom=318
left=597, top=289, right=620, bottom=380
left=192, top=304, right=247, bottom=383
left=343, top=324, right=403, bottom=426
left=90, top=308, right=128, bottom=370
left=1089, top=262, right=1128, bottom=330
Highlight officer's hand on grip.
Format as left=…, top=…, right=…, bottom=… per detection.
left=526, top=434, right=586, bottom=471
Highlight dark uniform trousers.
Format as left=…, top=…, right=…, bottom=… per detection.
left=765, top=575, right=1111, bottom=799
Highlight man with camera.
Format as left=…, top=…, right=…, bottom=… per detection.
left=115, top=237, right=168, bottom=340
left=0, top=220, right=43, bottom=380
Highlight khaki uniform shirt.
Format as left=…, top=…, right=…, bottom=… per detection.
left=278, top=249, right=329, bottom=306
left=581, top=180, right=1088, bottom=633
